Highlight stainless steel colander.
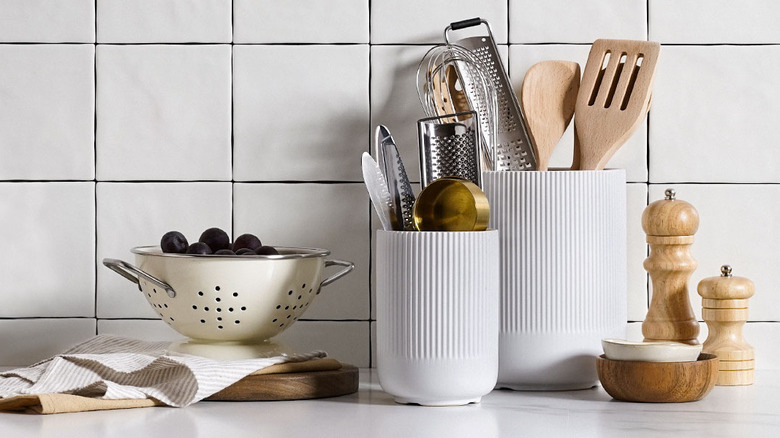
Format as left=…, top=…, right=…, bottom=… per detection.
left=103, top=247, right=353, bottom=343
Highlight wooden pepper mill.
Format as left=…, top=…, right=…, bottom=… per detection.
left=698, top=265, right=755, bottom=385
left=641, top=188, right=700, bottom=345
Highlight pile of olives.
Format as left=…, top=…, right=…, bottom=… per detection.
left=160, top=228, right=279, bottom=256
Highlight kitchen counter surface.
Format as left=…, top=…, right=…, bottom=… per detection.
left=1, top=368, right=778, bottom=437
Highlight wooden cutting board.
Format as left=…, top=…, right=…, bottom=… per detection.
left=205, top=360, right=359, bottom=401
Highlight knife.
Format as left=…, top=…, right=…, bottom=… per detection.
left=376, top=125, right=416, bottom=231
left=361, top=152, right=395, bottom=232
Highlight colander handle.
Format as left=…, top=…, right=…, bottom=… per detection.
left=320, top=259, right=354, bottom=288
left=102, top=258, right=176, bottom=298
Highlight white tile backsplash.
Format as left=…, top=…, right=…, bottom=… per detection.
left=1, top=2, right=779, bottom=368
left=0, top=44, right=94, bottom=180
left=234, top=0, right=369, bottom=43
left=371, top=0, right=508, bottom=44
left=649, top=0, right=780, bottom=44
left=96, top=45, right=232, bottom=181
left=0, top=0, right=94, bottom=43
left=0, top=183, right=95, bottom=317
left=233, top=45, right=369, bottom=182
left=509, top=0, right=647, bottom=43
left=97, top=0, right=232, bottom=44
left=96, top=182, right=232, bottom=318
left=650, top=46, right=780, bottom=183
left=233, top=183, right=369, bottom=320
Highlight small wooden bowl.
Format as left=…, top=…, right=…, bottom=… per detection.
left=596, top=353, right=719, bottom=403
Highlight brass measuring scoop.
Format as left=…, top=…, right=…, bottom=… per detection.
left=413, top=177, right=489, bottom=231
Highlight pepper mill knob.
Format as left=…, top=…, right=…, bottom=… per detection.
left=641, top=188, right=700, bottom=345
left=698, top=265, right=755, bottom=385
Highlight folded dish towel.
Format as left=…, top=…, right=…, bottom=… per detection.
left=0, top=335, right=326, bottom=414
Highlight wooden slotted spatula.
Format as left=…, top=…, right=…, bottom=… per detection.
left=520, top=60, right=581, bottom=171
left=575, top=39, right=660, bottom=170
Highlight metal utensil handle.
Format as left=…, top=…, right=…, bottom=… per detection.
left=320, top=259, right=354, bottom=288
left=102, top=258, right=176, bottom=298
left=444, top=17, right=493, bottom=43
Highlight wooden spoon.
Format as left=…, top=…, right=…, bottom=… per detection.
left=520, top=61, right=580, bottom=171
left=575, top=39, right=660, bottom=170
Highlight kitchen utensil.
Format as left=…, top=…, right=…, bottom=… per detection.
left=362, top=152, right=395, bottom=231
left=376, top=126, right=416, bottom=231
left=445, top=17, right=537, bottom=171
left=103, top=247, right=353, bottom=344
left=698, top=265, right=756, bottom=386
left=418, top=111, right=481, bottom=188
left=601, top=339, right=702, bottom=363
left=376, top=229, right=499, bottom=406
left=417, top=44, right=497, bottom=169
left=412, top=177, right=489, bottom=232
left=642, top=188, right=700, bottom=345
left=575, top=39, right=660, bottom=170
left=482, top=169, right=627, bottom=390
left=520, top=60, right=580, bottom=171
left=206, top=362, right=359, bottom=401
left=597, top=354, right=719, bottom=403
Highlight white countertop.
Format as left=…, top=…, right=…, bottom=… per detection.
left=1, top=369, right=778, bottom=437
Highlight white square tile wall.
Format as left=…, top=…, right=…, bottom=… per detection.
left=0, top=1, right=778, bottom=367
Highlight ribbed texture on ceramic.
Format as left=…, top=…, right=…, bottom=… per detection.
left=482, top=170, right=627, bottom=334
left=376, top=230, right=499, bottom=360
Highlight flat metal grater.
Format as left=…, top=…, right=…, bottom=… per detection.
left=445, top=18, right=537, bottom=171
left=417, top=111, right=481, bottom=188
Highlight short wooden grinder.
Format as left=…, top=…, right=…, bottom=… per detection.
left=641, top=189, right=700, bottom=345
left=698, top=265, right=755, bottom=385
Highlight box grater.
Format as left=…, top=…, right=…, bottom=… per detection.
left=417, top=111, right=481, bottom=188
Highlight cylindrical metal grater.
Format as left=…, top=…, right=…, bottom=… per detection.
left=445, top=18, right=537, bottom=171
left=417, top=111, right=482, bottom=189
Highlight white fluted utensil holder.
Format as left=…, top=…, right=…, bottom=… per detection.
left=376, top=230, right=499, bottom=406
left=482, top=170, right=627, bottom=390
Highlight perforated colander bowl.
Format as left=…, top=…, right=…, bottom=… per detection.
left=103, top=246, right=353, bottom=343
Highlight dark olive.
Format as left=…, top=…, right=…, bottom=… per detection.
left=199, top=227, right=230, bottom=252
left=256, top=246, right=279, bottom=256
left=160, top=231, right=188, bottom=253
left=232, top=233, right=262, bottom=252
left=186, top=242, right=212, bottom=255
left=235, top=248, right=256, bottom=255
left=215, top=249, right=235, bottom=255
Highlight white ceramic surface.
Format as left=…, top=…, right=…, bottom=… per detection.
left=483, top=170, right=628, bottom=390
left=507, top=44, right=649, bottom=183
left=96, top=45, right=232, bottom=181
left=371, top=0, right=508, bottom=44
left=233, top=183, right=370, bottom=320
left=626, top=183, right=650, bottom=321
left=96, top=182, right=232, bottom=318
left=376, top=230, right=499, bottom=406
left=232, top=45, right=368, bottom=182
left=0, top=183, right=95, bottom=317
left=97, top=0, right=231, bottom=43
left=0, top=45, right=94, bottom=180
left=649, top=46, right=780, bottom=183
left=602, top=339, right=703, bottom=362
left=649, top=0, right=780, bottom=43
left=509, top=0, right=647, bottom=43
left=234, top=0, right=368, bottom=43
left=0, top=0, right=94, bottom=42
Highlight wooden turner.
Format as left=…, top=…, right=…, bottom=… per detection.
left=575, top=39, right=660, bottom=170
left=520, top=60, right=580, bottom=171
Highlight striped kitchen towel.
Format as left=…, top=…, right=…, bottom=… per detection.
left=0, top=335, right=326, bottom=412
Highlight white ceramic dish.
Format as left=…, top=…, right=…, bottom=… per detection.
left=601, top=338, right=703, bottom=362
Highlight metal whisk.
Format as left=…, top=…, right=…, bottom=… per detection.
left=416, top=44, right=498, bottom=171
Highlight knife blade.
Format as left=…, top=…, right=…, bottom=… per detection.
left=361, top=152, right=395, bottom=232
